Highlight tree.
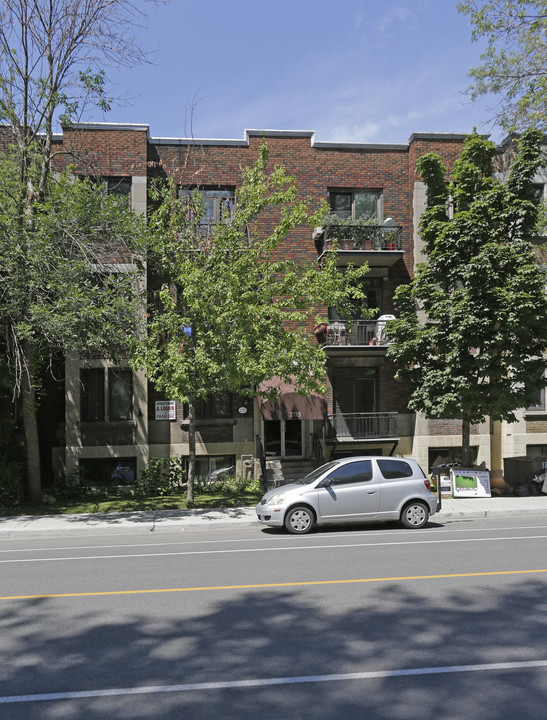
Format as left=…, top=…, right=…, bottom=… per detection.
left=458, top=1, right=547, bottom=132
left=135, top=144, right=367, bottom=502
left=387, top=128, right=547, bottom=466
left=0, top=0, right=154, bottom=502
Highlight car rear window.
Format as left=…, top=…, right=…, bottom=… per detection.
left=377, top=459, right=416, bottom=479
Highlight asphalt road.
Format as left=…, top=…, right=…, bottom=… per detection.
left=1, top=515, right=547, bottom=719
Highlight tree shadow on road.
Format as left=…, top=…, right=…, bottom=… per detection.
left=1, top=574, right=547, bottom=719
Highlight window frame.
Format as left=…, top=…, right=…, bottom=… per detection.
left=178, top=187, right=235, bottom=234
left=80, top=367, right=134, bottom=423
left=328, top=189, right=383, bottom=223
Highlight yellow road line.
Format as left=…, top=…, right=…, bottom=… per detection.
left=2, top=568, right=547, bottom=601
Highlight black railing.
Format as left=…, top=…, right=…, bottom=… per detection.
left=322, top=319, right=394, bottom=347
left=318, top=225, right=403, bottom=254
left=326, top=412, right=398, bottom=440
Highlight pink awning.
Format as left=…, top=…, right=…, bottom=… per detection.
left=258, top=377, right=327, bottom=421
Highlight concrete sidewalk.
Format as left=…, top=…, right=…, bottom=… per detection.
left=0, top=496, right=546, bottom=538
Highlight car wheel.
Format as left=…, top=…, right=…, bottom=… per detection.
left=401, top=502, right=429, bottom=529
left=284, top=506, right=315, bottom=535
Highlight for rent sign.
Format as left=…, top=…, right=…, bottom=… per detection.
left=155, top=401, right=176, bottom=421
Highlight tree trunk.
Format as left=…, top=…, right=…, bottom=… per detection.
left=187, top=396, right=196, bottom=504
left=21, top=341, right=42, bottom=503
left=461, top=415, right=471, bottom=467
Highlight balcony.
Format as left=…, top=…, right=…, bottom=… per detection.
left=326, top=412, right=398, bottom=441
left=316, top=317, right=395, bottom=348
left=314, top=224, right=404, bottom=267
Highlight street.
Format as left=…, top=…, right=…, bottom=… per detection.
left=1, top=515, right=547, bottom=719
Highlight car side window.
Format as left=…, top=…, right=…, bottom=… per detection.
left=377, top=459, right=415, bottom=479
left=326, top=460, right=373, bottom=486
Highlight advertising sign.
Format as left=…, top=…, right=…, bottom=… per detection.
left=451, top=469, right=491, bottom=498
left=155, top=400, right=176, bottom=421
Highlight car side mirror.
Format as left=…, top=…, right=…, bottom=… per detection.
left=318, top=477, right=331, bottom=488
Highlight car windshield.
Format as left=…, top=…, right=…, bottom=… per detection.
left=298, top=461, right=339, bottom=484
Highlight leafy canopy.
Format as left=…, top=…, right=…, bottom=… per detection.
left=134, top=143, right=368, bottom=405
left=459, top=1, right=547, bottom=132
left=0, top=147, right=147, bottom=387
left=387, top=128, right=547, bottom=426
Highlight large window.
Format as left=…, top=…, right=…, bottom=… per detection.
left=184, top=393, right=232, bottom=419
left=333, top=367, right=377, bottom=415
left=527, top=445, right=547, bottom=457
left=80, top=368, right=133, bottom=422
left=183, top=454, right=235, bottom=482
left=329, top=189, right=382, bottom=222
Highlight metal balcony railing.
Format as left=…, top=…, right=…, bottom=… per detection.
left=320, top=318, right=395, bottom=347
left=317, top=225, right=403, bottom=254
left=326, top=412, right=398, bottom=440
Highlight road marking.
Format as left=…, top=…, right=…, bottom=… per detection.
left=2, top=659, right=547, bottom=705
left=1, top=523, right=546, bottom=554
left=2, top=534, right=547, bottom=563
left=2, top=568, right=547, bottom=601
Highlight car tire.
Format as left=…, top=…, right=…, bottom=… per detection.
left=401, top=502, right=429, bottom=529
left=284, top=506, right=315, bottom=535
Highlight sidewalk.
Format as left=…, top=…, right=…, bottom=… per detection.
left=0, top=496, right=546, bottom=538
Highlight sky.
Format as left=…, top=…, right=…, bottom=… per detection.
left=99, top=0, right=501, bottom=145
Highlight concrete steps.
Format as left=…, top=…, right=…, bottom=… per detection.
left=265, top=459, right=317, bottom=489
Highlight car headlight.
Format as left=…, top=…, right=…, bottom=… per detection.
left=268, top=493, right=286, bottom=505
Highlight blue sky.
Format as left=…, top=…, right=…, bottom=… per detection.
left=100, top=0, right=500, bottom=144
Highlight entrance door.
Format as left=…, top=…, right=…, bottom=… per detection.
left=264, top=419, right=303, bottom=458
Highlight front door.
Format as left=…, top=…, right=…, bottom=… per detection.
left=264, top=419, right=303, bottom=458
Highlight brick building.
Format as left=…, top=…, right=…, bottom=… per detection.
left=32, top=123, right=547, bottom=485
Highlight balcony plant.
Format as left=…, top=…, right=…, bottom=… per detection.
left=313, top=210, right=382, bottom=251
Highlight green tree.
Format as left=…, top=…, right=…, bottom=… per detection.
left=387, top=128, right=547, bottom=466
left=135, top=144, right=367, bottom=502
left=0, top=0, right=153, bottom=502
left=458, top=1, right=547, bottom=131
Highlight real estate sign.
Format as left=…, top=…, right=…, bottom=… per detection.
left=451, top=469, right=491, bottom=498
left=155, top=400, right=176, bottom=421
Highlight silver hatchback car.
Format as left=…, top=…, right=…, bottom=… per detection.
left=256, top=456, right=436, bottom=534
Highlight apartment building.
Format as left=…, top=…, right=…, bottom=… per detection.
left=36, top=123, right=545, bottom=485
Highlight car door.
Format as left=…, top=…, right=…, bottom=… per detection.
left=317, top=460, right=380, bottom=522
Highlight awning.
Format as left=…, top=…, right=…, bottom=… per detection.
left=258, top=377, right=327, bottom=421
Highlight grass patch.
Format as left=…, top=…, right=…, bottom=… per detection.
left=0, top=489, right=262, bottom=516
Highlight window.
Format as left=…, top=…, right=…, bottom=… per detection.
left=329, top=190, right=382, bottom=222
left=105, top=177, right=131, bottom=200
left=179, top=188, right=234, bottom=234
left=527, top=445, right=547, bottom=457
left=329, top=277, right=382, bottom=322
left=326, top=460, right=373, bottom=486
left=527, top=372, right=546, bottom=411
left=333, top=367, right=377, bottom=415
left=185, top=393, right=232, bottom=419
left=427, top=446, right=478, bottom=471
left=182, top=455, right=235, bottom=482
left=80, top=368, right=133, bottom=422
left=528, top=387, right=545, bottom=411
left=377, top=459, right=417, bottom=479
left=109, top=370, right=133, bottom=420
left=80, top=369, right=105, bottom=421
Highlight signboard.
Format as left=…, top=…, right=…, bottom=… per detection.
left=451, top=469, right=491, bottom=498
left=155, top=400, right=176, bottom=421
